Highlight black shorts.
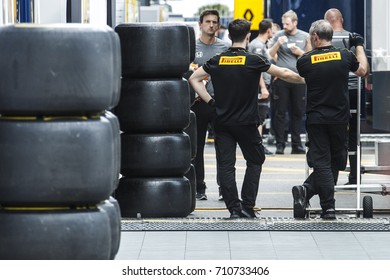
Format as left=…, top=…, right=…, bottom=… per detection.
left=257, top=102, right=269, bottom=125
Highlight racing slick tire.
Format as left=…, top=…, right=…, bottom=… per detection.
left=183, top=110, right=197, bottom=160
left=0, top=115, right=120, bottom=206
left=184, top=164, right=196, bottom=213
left=182, top=70, right=196, bottom=106
left=113, top=78, right=190, bottom=133
left=120, top=133, right=191, bottom=177
left=115, top=176, right=191, bottom=218
left=0, top=208, right=111, bottom=260
left=99, top=197, right=121, bottom=259
left=115, top=23, right=191, bottom=78
left=0, top=24, right=121, bottom=115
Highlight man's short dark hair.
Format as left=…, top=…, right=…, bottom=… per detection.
left=228, top=18, right=251, bottom=43
left=199, top=10, right=220, bottom=23
left=258, top=19, right=273, bottom=34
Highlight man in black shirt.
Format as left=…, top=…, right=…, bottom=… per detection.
left=294, top=20, right=368, bottom=219
left=189, top=19, right=304, bottom=218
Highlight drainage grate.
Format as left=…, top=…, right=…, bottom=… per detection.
left=121, top=217, right=390, bottom=231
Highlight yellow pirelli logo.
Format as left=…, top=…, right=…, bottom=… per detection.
left=219, top=56, right=246, bottom=65
left=311, top=52, right=341, bottom=64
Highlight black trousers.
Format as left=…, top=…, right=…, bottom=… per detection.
left=214, top=123, right=265, bottom=213
left=273, top=79, right=306, bottom=147
left=304, top=123, right=348, bottom=211
left=191, top=100, right=216, bottom=193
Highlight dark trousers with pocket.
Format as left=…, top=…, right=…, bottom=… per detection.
left=304, top=123, right=348, bottom=211
left=214, top=123, right=265, bottom=213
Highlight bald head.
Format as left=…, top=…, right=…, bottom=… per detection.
left=324, top=8, right=344, bottom=30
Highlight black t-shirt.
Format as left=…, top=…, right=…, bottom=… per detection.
left=296, top=46, right=359, bottom=124
left=203, top=47, right=271, bottom=125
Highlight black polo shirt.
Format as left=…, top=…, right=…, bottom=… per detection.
left=297, top=46, right=359, bottom=125
left=203, top=47, right=271, bottom=126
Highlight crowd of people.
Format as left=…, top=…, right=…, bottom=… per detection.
left=188, top=8, right=368, bottom=219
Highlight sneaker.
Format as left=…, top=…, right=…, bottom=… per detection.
left=230, top=210, right=241, bottom=219
left=240, top=207, right=257, bottom=218
left=196, top=193, right=207, bottom=200
left=275, top=143, right=285, bottom=155
left=263, top=146, right=274, bottom=156
left=291, top=145, right=305, bottom=154
left=292, top=185, right=307, bottom=218
left=321, top=208, right=336, bottom=220
left=218, top=187, right=224, bottom=201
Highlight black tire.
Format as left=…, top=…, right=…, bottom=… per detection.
left=0, top=115, right=120, bottom=206
left=362, top=195, right=373, bottom=218
left=183, top=111, right=197, bottom=159
left=0, top=24, right=121, bottom=115
left=187, top=25, right=196, bottom=62
left=0, top=208, right=111, bottom=260
left=184, top=164, right=196, bottom=213
left=121, top=133, right=191, bottom=177
left=99, top=197, right=121, bottom=260
left=115, top=176, right=191, bottom=218
left=115, top=23, right=191, bottom=78
left=182, top=70, right=196, bottom=106
left=105, top=111, right=121, bottom=193
left=113, top=78, right=190, bottom=133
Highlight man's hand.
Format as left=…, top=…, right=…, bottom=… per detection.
left=349, top=32, right=364, bottom=48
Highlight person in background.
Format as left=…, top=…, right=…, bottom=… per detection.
left=248, top=18, right=274, bottom=155
left=324, top=8, right=366, bottom=185
left=189, top=18, right=304, bottom=218
left=268, top=10, right=311, bottom=155
left=191, top=10, right=230, bottom=201
left=293, top=20, right=368, bottom=219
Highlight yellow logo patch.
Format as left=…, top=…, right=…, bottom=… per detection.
left=311, top=52, right=341, bottom=64
left=219, top=56, right=246, bottom=65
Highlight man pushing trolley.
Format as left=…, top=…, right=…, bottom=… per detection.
left=292, top=20, right=368, bottom=219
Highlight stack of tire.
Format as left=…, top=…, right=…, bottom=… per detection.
left=0, top=25, right=122, bottom=260
left=113, top=23, right=196, bottom=218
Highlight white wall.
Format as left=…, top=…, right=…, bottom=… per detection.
left=371, top=0, right=390, bottom=71
left=34, top=0, right=67, bottom=23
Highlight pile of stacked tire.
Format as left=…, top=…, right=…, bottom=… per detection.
left=0, top=25, right=122, bottom=260
left=113, top=23, right=196, bottom=218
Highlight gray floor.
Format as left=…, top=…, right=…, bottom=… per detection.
left=116, top=139, right=390, bottom=260
left=116, top=231, right=390, bottom=260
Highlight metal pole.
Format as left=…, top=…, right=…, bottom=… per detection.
left=356, top=76, right=362, bottom=211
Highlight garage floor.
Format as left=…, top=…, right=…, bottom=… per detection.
left=116, top=139, right=390, bottom=260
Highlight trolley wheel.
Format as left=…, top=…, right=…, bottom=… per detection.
left=362, top=195, right=373, bottom=218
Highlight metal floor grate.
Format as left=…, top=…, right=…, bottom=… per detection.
left=121, top=217, right=390, bottom=231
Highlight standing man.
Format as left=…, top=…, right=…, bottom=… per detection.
left=248, top=19, right=274, bottom=155
left=189, top=19, right=304, bottom=218
left=324, top=8, right=364, bottom=185
left=268, top=10, right=311, bottom=154
left=191, top=10, right=230, bottom=200
left=293, top=20, right=368, bottom=219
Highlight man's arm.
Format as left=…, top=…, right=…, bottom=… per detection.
left=268, top=36, right=287, bottom=60
left=188, top=66, right=213, bottom=103
left=354, top=46, right=369, bottom=77
left=259, top=75, right=269, bottom=99
left=266, top=64, right=305, bottom=84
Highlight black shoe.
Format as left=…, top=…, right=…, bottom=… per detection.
left=196, top=193, right=207, bottom=200
left=275, top=144, right=285, bottom=155
left=230, top=210, right=241, bottom=219
left=292, top=185, right=307, bottom=218
left=240, top=207, right=257, bottom=218
left=263, top=146, right=274, bottom=156
left=291, top=145, right=305, bottom=154
left=321, top=208, right=336, bottom=220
